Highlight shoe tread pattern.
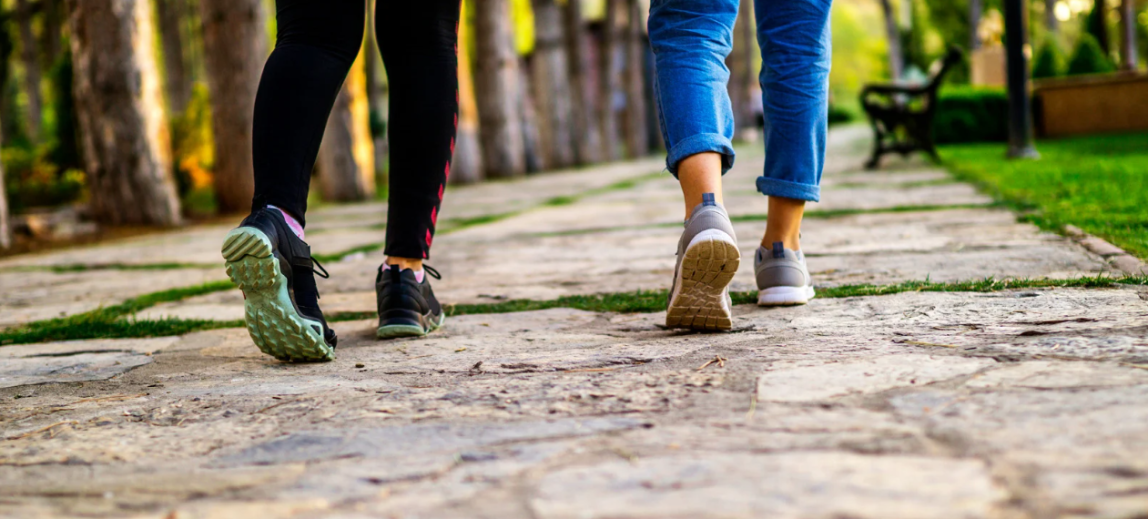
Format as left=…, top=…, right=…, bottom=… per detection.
left=222, top=228, right=334, bottom=362
left=666, top=236, right=739, bottom=331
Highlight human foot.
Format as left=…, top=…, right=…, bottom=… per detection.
left=375, top=265, right=444, bottom=339
left=221, top=207, right=337, bottom=362
left=666, top=194, right=740, bottom=331
left=755, top=242, right=815, bottom=306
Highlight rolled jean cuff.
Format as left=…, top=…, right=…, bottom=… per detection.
left=665, top=133, right=735, bottom=177
left=756, top=176, right=820, bottom=202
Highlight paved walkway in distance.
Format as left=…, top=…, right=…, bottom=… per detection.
left=3, top=126, right=1148, bottom=519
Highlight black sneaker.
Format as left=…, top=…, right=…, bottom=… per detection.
left=375, top=265, right=444, bottom=339
left=221, top=207, right=337, bottom=362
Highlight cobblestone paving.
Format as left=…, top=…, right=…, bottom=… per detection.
left=2, top=126, right=1147, bottom=519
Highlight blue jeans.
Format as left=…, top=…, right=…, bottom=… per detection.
left=649, top=0, right=832, bottom=202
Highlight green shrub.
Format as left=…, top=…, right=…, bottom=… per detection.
left=47, top=51, right=81, bottom=172
left=932, top=86, right=1009, bottom=144
left=1032, top=40, right=1066, bottom=79
left=827, top=104, right=855, bottom=126
left=1067, top=33, right=1115, bottom=76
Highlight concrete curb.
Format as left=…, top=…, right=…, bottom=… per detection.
left=1064, top=225, right=1147, bottom=275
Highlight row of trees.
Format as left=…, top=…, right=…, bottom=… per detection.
left=1, top=0, right=771, bottom=248
left=875, top=0, right=1144, bottom=83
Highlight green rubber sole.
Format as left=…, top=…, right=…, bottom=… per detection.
left=376, top=312, right=445, bottom=340
left=222, top=227, right=334, bottom=363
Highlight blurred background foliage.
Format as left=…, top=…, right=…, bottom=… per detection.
left=0, top=0, right=1143, bottom=241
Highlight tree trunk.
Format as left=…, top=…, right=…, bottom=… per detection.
left=518, top=62, right=543, bottom=172
left=1044, top=0, right=1058, bottom=34
left=0, top=120, right=9, bottom=249
left=530, top=0, right=575, bottom=170
left=622, top=0, right=649, bottom=157
left=40, top=0, right=63, bottom=68
left=473, top=0, right=525, bottom=178
left=563, top=0, right=602, bottom=164
left=364, top=11, right=388, bottom=188
left=879, top=0, right=902, bottom=80
left=15, top=0, right=42, bottom=141
left=597, top=0, right=622, bottom=161
left=1119, top=0, right=1138, bottom=71
left=68, top=0, right=181, bottom=226
left=158, top=0, right=192, bottom=114
left=317, top=55, right=375, bottom=201
left=969, top=0, right=983, bottom=50
left=452, top=2, right=483, bottom=184
left=199, top=0, right=266, bottom=214
left=727, top=0, right=755, bottom=139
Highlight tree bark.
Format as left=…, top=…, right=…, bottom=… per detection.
left=518, top=62, right=543, bottom=172
left=317, top=54, right=375, bottom=201
left=68, top=0, right=181, bottom=226
left=530, top=0, right=575, bottom=170
left=726, top=0, right=755, bottom=138
left=0, top=120, right=9, bottom=249
left=622, top=0, right=648, bottom=157
left=473, top=0, right=526, bottom=178
left=879, top=0, right=902, bottom=80
left=364, top=11, right=388, bottom=188
left=40, top=0, right=63, bottom=68
left=1044, top=0, right=1058, bottom=34
left=1119, top=0, right=1138, bottom=71
left=563, top=0, right=602, bottom=164
left=452, top=4, right=484, bottom=185
left=15, top=0, right=42, bottom=141
left=597, top=0, right=622, bottom=161
left=199, top=0, right=266, bottom=214
left=969, top=0, right=983, bottom=50
left=158, top=0, right=192, bottom=114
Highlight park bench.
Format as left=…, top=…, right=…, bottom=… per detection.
left=860, top=47, right=963, bottom=169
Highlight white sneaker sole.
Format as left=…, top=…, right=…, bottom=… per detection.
left=757, top=285, right=816, bottom=306
left=666, top=229, right=739, bottom=331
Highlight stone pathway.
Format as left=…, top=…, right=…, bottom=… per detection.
left=3, top=126, right=1147, bottom=519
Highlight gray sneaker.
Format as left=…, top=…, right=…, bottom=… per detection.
left=666, top=193, right=740, bottom=331
left=755, top=242, right=815, bottom=306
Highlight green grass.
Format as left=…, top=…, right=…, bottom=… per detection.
left=0, top=281, right=236, bottom=345
left=2, top=262, right=219, bottom=273
left=4, top=275, right=1143, bottom=346
left=941, top=132, right=1148, bottom=259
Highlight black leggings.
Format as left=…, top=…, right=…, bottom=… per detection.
left=251, top=0, right=460, bottom=260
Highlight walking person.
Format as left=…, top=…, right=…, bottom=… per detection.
left=220, top=0, right=457, bottom=362
left=652, top=0, right=830, bottom=331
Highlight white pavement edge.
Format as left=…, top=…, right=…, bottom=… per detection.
left=1063, top=225, right=1147, bottom=275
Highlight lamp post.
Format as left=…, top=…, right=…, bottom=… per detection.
left=1003, top=0, right=1039, bottom=158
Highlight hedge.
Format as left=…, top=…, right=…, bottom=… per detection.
left=932, top=86, right=1009, bottom=144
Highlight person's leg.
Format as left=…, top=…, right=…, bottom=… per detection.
left=222, top=0, right=365, bottom=361
left=250, top=0, right=365, bottom=225
left=649, top=0, right=741, bottom=331
left=752, top=0, right=832, bottom=305
left=373, top=0, right=460, bottom=339
left=377, top=0, right=461, bottom=269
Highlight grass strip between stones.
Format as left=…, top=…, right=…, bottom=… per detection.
left=3, top=275, right=1144, bottom=347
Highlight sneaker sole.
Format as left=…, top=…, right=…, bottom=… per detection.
left=222, top=228, right=335, bottom=363
left=666, top=229, right=740, bottom=331
left=376, top=312, right=445, bottom=340
left=757, top=286, right=816, bottom=306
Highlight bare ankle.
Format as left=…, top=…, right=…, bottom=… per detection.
left=761, top=234, right=801, bottom=251
left=385, top=257, right=423, bottom=271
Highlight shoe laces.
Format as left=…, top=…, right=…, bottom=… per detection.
left=311, top=256, right=330, bottom=279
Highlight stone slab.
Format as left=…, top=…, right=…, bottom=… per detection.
left=757, top=354, right=996, bottom=402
